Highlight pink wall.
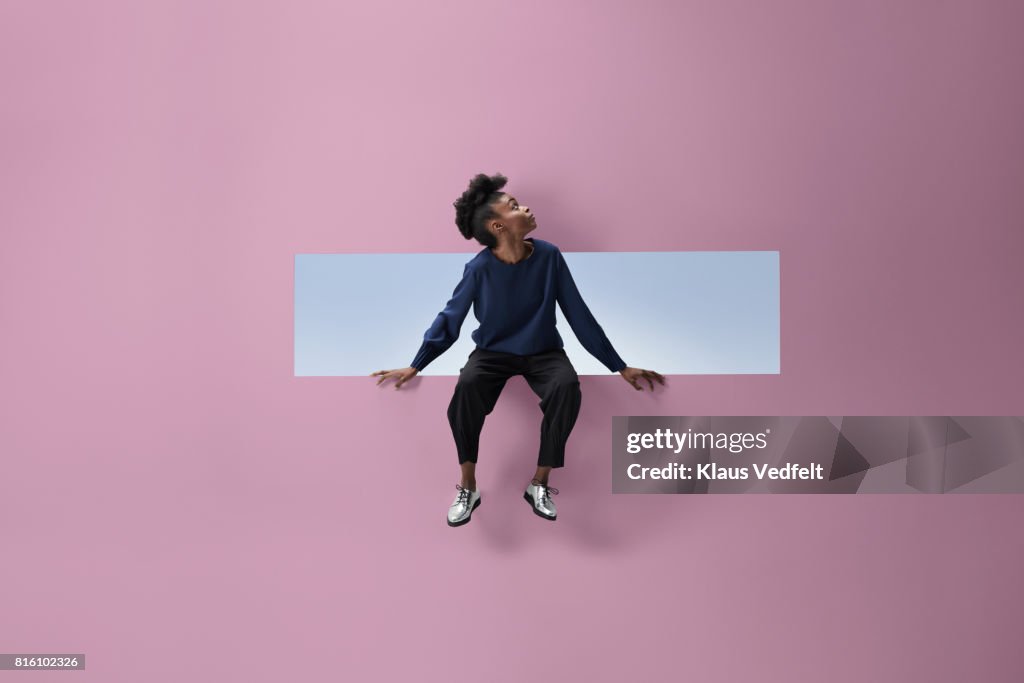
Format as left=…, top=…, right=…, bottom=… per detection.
left=2, top=1, right=1022, bottom=681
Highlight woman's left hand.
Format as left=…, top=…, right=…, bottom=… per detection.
left=619, top=367, right=666, bottom=391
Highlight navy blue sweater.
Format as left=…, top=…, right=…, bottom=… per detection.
left=411, top=238, right=627, bottom=373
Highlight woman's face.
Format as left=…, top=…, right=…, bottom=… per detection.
left=488, top=193, right=537, bottom=241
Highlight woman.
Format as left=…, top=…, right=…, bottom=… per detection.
left=372, top=173, right=664, bottom=527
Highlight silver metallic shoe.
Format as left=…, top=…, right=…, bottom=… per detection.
left=447, top=483, right=481, bottom=527
left=523, top=480, right=558, bottom=521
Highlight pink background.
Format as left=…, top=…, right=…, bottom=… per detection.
left=2, top=1, right=1023, bottom=681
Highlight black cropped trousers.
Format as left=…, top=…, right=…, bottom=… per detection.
left=447, top=347, right=582, bottom=469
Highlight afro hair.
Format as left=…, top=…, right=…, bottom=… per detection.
left=453, top=172, right=508, bottom=248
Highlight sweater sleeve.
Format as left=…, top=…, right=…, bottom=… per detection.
left=410, top=263, right=478, bottom=371
left=555, top=249, right=627, bottom=373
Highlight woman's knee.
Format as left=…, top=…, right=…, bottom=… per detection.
left=451, top=372, right=504, bottom=416
left=548, top=374, right=581, bottom=397
left=557, top=368, right=580, bottom=387
left=453, top=370, right=487, bottom=396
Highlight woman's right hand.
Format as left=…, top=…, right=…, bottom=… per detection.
left=370, top=367, right=419, bottom=389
